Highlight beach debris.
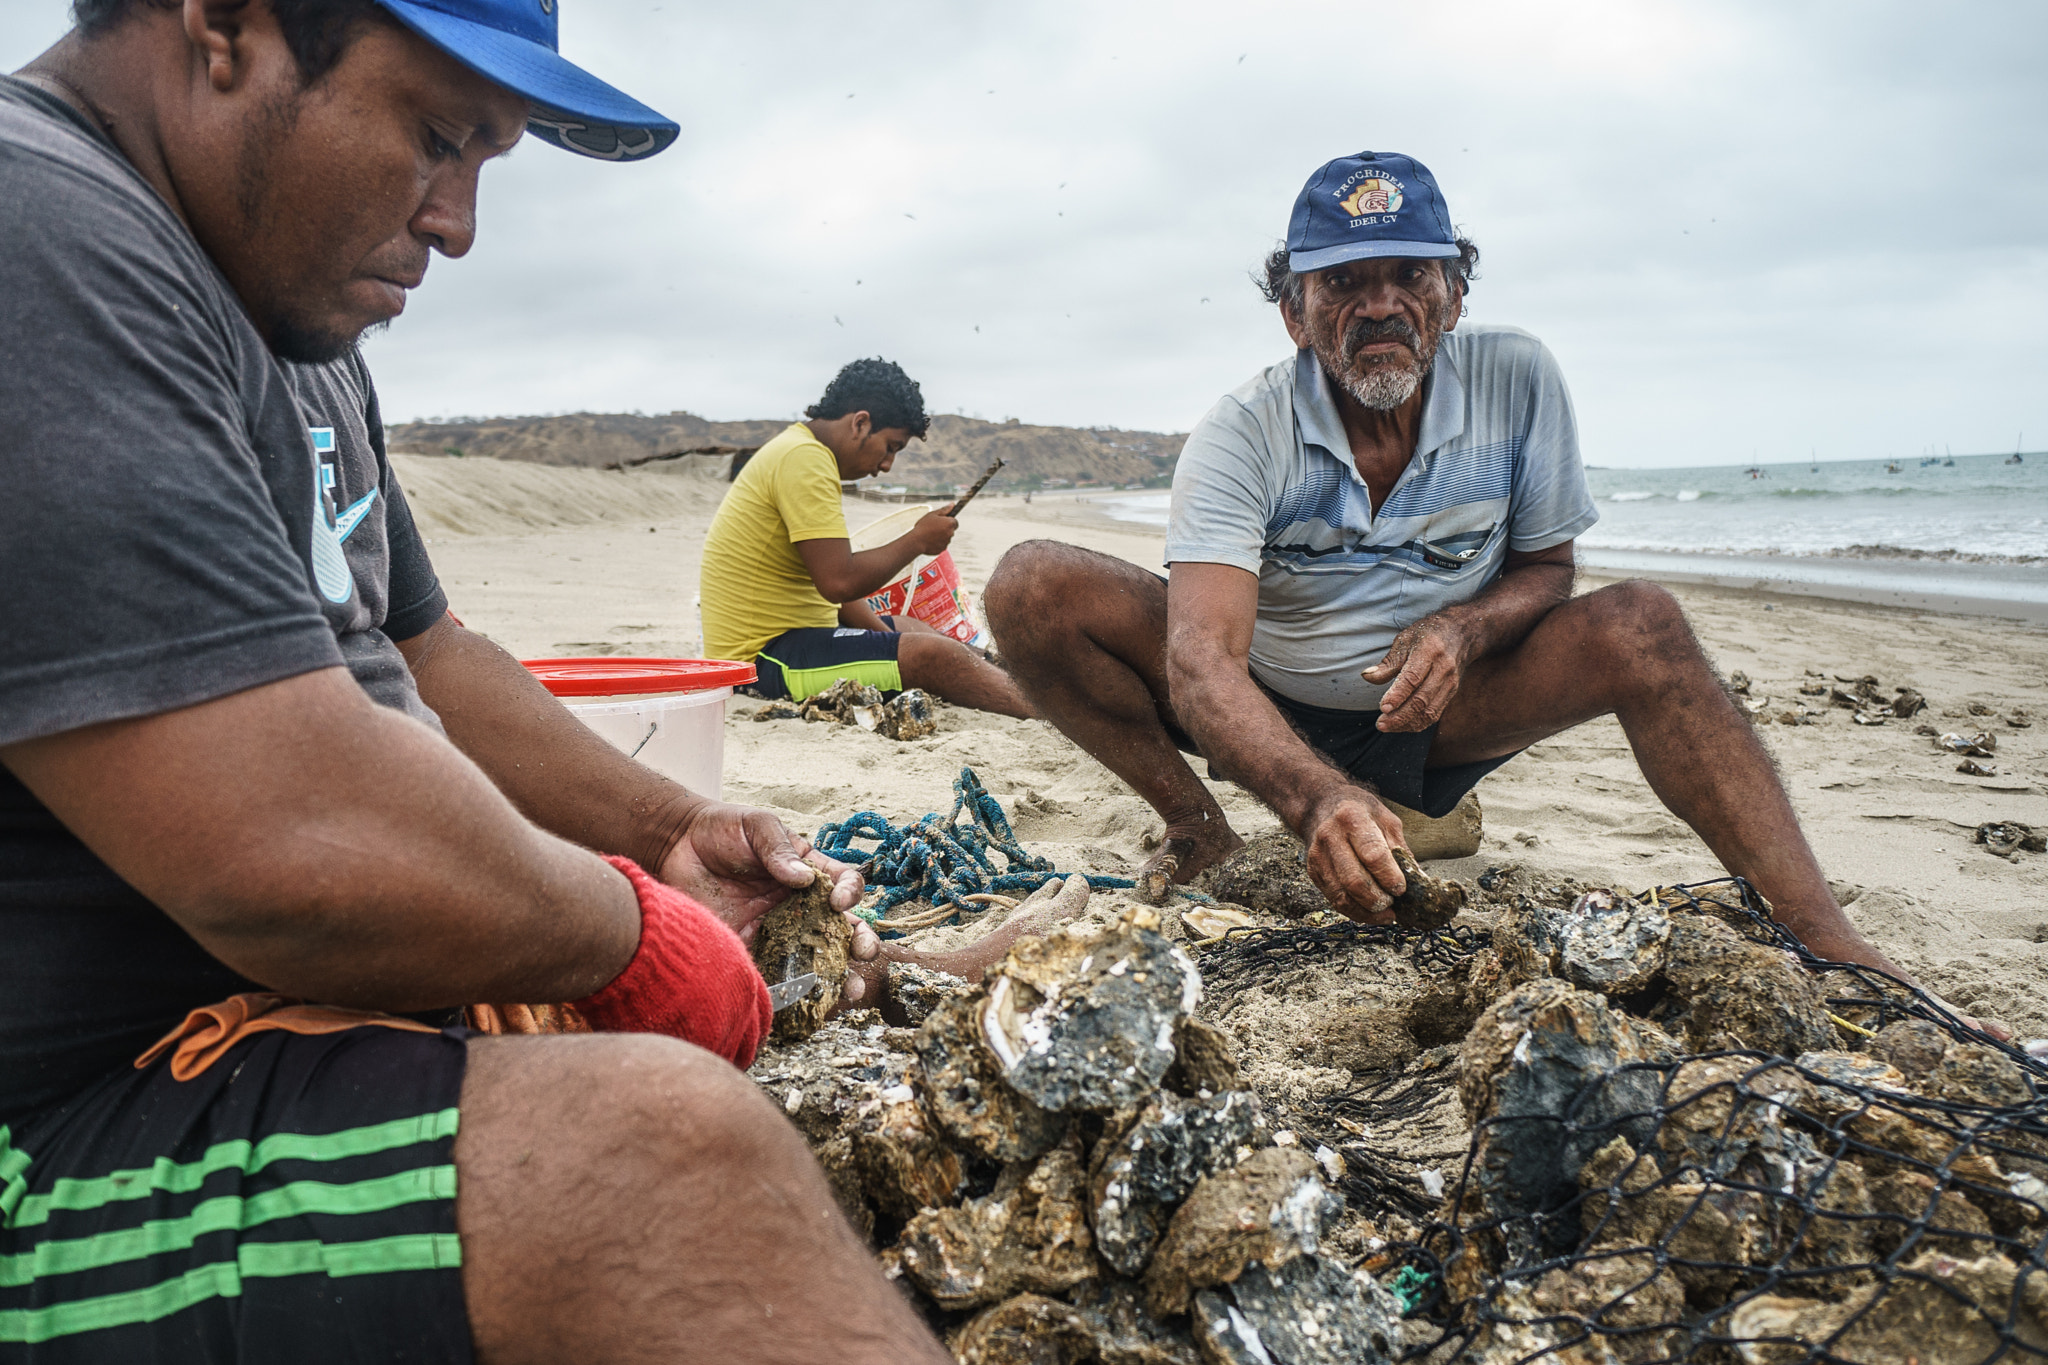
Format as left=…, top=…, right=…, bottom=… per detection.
left=1914, top=723, right=1940, bottom=736
left=1851, top=709, right=1888, bottom=726
left=1164, top=1017, right=1244, bottom=1095
left=949, top=1288, right=1203, bottom=1365
left=1976, top=821, right=2045, bottom=856
left=1775, top=709, right=1815, bottom=725
left=1957, top=759, right=1999, bottom=777
left=1967, top=700, right=1996, bottom=716
left=1181, top=903, right=1258, bottom=944
left=1740, top=695, right=1773, bottom=718
left=873, top=688, right=938, bottom=741
left=748, top=1017, right=961, bottom=1236
left=755, top=679, right=942, bottom=740
left=1140, top=1146, right=1343, bottom=1317
left=1652, top=911, right=1838, bottom=1055
left=1135, top=850, right=1179, bottom=906
left=801, top=677, right=885, bottom=723
left=980, top=908, right=1202, bottom=1113
left=1191, top=1254, right=1406, bottom=1365
left=2009, top=707, right=2035, bottom=727
left=1089, top=1089, right=1267, bottom=1275
left=1455, top=980, right=1678, bottom=1251
left=914, top=991, right=1067, bottom=1163
left=750, top=869, right=851, bottom=1042
left=1726, top=1252, right=2048, bottom=1365
left=1939, top=730, right=1998, bottom=756
left=1889, top=686, right=1928, bottom=717
left=1729, top=671, right=1752, bottom=694
left=1209, top=832, right=1327, bottom=918
left=896, top=1132, right=1097, bottom=1310
left=1387, top=848, right=1467, bottom=930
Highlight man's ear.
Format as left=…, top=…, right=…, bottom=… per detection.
left=1279, top=293, right=1312, bottom=349
left=183, top=0, right=255, bottom=94
left=849, top=411, right=872, bottom=443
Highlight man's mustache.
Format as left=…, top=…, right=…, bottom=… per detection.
left=1340, top=316, right=1424, bottom=366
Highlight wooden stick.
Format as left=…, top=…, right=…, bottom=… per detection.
left=945, top=457, right=1005, bottom=515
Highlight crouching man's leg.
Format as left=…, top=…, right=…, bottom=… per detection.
left=458, top=1033, right=946, bottom=1365
left=1431, top=579, right=1895, bottom=974
left=982, top=540, right=1242, bottom=879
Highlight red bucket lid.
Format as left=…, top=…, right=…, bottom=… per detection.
left=521, top=657, right=757, bottom=698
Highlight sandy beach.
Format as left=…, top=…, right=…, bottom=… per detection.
left=399, top=453, right=2048, bottom=1039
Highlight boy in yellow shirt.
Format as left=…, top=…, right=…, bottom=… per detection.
left=700, top=359, right=1033, bottom=716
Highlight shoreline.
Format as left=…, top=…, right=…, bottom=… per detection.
left=1577, top=548, right=2048, bottom=626
left=928, top=490, right=2048, bottom=625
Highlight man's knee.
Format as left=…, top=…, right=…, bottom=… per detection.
left=462, top=1033, right=795, bottom=1175
left=984, top=539, right=1137, bottom=631
left=1581, top=578, right=1692, bottom=651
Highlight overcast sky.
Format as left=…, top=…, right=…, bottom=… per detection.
left=7, top=0, right=2045, bottom=468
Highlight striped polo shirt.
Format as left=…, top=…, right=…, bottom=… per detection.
left=1166, top=324, right=1598, bottom=711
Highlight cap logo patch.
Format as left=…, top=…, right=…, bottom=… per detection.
left=1336, top=175, right=1403, bottom=222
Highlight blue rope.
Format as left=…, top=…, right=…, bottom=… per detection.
left=814, top=767, right=1142, bottom=930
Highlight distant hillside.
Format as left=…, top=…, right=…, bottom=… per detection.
left=385, top=411, right=1187, bottom=493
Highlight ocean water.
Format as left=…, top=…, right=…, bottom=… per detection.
left=1581, top=453, right=2045, bottom=561
left=1096, top=453, right=2044, bottom=562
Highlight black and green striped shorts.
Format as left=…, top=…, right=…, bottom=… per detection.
left=1, top=1026, right=472, bottom=1361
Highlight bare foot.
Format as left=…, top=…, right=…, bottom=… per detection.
left=870, top=874, right=1094, bottom=988
left=1134, top=812, right=1244, bottom=905
left=1794, top=919, right=2011, bottom=1041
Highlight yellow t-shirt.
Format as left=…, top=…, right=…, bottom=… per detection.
left=700, top=423, right=849, bottom=661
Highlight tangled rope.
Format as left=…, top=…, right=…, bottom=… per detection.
left=814, top=767, right=1143, bottom=931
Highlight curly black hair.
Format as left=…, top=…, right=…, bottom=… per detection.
left=70, top=0, right=390, bottom=83
left=1256, top=237, right=1480, bottom=313
left=805, top=358, right=930, bottom=439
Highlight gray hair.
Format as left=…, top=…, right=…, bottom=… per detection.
left=1256, top=238, right=1480, bottom=313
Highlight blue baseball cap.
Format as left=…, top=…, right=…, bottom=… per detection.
left=1286, top=151, right=1456, bottom=272
left=373, top=0, right=678, bottom=161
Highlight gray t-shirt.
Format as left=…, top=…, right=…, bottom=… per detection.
left=1166, top=327, right=1599, bottom=710
left=0, top=78, right=447, bottom=1117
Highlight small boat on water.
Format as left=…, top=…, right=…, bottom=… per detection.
left=1884, top=461, right=1902, bottom=473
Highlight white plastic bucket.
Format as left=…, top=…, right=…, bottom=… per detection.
left=521, top=658, right=757, bottom=800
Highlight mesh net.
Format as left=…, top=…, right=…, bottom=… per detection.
left=1380, top=878, right=2048, bottom=1365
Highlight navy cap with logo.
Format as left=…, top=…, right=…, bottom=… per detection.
left=1286, top=151, right=1456, bottom=272
left=372, top=0, right=678, bottom=161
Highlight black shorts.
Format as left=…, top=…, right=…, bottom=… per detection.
left=1, top=1027, right=472, bottom=1362
left=1168, top=678, right=1516, bottom=820
left=749, top=617, right=904, bottom=702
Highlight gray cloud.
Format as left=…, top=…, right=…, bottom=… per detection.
left=5, top=0, right=2043, bottom=466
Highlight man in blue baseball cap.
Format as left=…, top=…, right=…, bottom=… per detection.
left=986, top=150, right=1912, bottom=990
left=0, top=1, right=953, bottom=1360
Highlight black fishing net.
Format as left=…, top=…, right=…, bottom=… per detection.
left=1197, top=919, right=1487, bottom=1002
left=1380, top=878, right=2048, bottom=1365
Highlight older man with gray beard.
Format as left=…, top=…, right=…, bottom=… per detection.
left=984, top=149, right=1910, bottom=985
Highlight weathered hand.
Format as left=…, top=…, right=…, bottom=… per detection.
left=1300, top=787, right=1409, bottom=922
left=1361, top=615, right=1472, bottom=733
left=654, top=802, right=878, bottom=1000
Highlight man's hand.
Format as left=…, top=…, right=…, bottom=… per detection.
left=1361, top=613, right=1475, bottom=733
left=1301, top=787, right=1409, bottom=921
left=653, top=802, right=881, bottom=1003
left=909, top=508, right=959, bottom=556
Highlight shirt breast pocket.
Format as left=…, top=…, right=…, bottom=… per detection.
left=1395, top=518, right=1504, bottom=620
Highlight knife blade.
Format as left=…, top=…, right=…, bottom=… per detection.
left=767, top=972, right=822, bottom=1013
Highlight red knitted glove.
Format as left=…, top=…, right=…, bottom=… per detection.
left=571, top=856, right=773, bottom=1068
